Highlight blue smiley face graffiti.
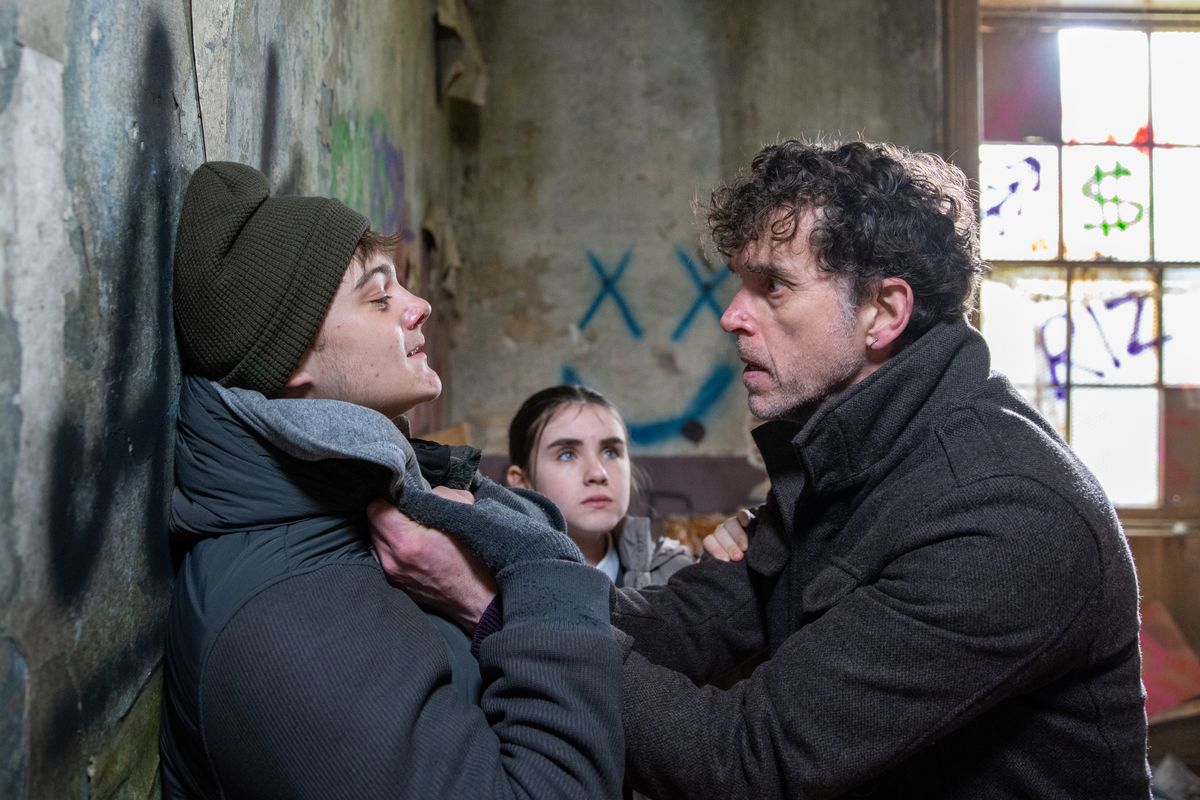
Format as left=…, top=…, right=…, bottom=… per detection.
left=565, top=246, right=740, bottom=446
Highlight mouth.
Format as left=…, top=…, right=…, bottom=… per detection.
left=738, top=350, right=772, bottom=389
left=406, top=341, right=425, bottom=359
left=738, top=351, right=768, bottom=375
left=582, top=495, right=612, bottom=508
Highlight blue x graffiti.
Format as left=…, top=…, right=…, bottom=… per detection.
left=579, top=250, right=643, bottom=339
left=671, top=246, right=729, bottom=342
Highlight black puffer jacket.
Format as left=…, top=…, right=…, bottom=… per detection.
left=614, top=321, right=1149, bottom=799
left=160, top=376, right=623, bottom=799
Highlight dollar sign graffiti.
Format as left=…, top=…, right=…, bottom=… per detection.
left=1081, top=162, right=1144, bottom=236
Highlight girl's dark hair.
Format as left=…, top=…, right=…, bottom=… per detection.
left=707, top=140, right=986, bottom=343
left=508, top=385, right=640, bottom=491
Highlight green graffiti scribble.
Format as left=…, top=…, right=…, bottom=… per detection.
left=329, top=109, right=409, bottom=237
left=1081, top=162, right=1144, bottom=236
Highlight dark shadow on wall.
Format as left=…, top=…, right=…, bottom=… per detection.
left=46, top=19, right=176, bottom=606
left=40, top=18, right=178, bottom=772
left=260, top=43, right=304, bottom=196
left=48, top=29, right=312, bottom=604
left=38, top=14, right=324, bottom=790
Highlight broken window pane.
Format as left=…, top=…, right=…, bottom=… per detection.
left=1163, top=388, right=1200, bottom=512
left=983, top=25, right=1062, bottom=142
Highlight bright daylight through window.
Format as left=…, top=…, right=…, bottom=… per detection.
left=978, top=18, right=1200, bottom=516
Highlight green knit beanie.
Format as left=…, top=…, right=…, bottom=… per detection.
left=172, top=161, right=370, bottom=394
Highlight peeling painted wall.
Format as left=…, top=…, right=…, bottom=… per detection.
left=0, top=0, right=457, bottom=796
left=448, top=0, right=943, bottom=457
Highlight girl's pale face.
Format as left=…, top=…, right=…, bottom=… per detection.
left=528, top=404, right=632, bottom=540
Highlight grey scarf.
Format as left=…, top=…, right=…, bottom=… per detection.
left=213, top=383, right=582, bottom=571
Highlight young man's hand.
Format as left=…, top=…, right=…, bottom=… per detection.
left=368, top=486, right=497, bottom=632
left=702, top=507, right=753, bottom=562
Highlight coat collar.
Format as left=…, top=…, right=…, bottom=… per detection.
left=789, top=321, right=989, bottom=495
left=746, top=322, right=989, bottom=575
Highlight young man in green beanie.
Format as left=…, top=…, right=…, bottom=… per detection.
left=160, top=161, right=623, bottom=799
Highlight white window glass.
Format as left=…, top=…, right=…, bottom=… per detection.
left=1070, top=386, right=1159, bottom=506
left=1060, top=29, right=1149, bottom=145
left=1069, top=269, right=1159, bottom=386
left=980, top=266, right=1067, bottom=387
left=1150, top=32, right=1200, bottom=145
left=980, top=145, right=1060, bottom=261
left=1062, top=146, right=1150, bottom=261
left=1163, top=268, right=1200, bottom=386
left=1153, top=148, right=1200, bottom=262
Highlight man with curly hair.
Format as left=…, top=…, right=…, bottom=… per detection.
left=370, top=140, right=1150, bottom=798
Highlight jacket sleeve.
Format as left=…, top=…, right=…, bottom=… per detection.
left=200, top=561, right=623, bottom=799
left=618, top=479, right=1121, bottom=799
left=612, top=553, right=768, bottom=684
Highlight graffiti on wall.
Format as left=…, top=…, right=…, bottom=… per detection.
left=579, top=250, right=642, bottom=338
left=329, top=109, right=413, bottom=241
left=671, top=246, right=729, bottom=342
left=564, top=246, right=738, bottom=445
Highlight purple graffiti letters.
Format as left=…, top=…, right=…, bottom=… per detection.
left=1038, top=290, right=1170, bottom=398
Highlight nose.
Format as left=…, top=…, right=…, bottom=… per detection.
left=403, top=293, right=432, bottom=329
left=584, top=454, right=609, bottom=485
left=720, top=290, right=753, bottom=336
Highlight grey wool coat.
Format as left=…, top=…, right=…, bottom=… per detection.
left=614, top=516, right=693, bottom=590
left=613, top=321, right=1150, bottom=799
left=160, top=376, right=623, bottom=799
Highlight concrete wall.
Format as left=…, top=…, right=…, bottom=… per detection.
left=0, top=0, right=944, bottom=795
left=449, top=0, right=943, bottom=457
left=0, top=0, right=457, bottom=796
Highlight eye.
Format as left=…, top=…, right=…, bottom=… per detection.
left=602, top=446, right=624, bottom=460
left=371, top=295, right=391, bottom=310
left=767, top=277, right=786, bottom=294
left=555, top=449, right=577, bottom=462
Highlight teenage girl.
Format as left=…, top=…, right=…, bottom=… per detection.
left=506, top=385, right=693, bottom=588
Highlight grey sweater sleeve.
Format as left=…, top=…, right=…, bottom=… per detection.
left=395, top=475, right=584, bottom=571
left=201, top=562, right=623, bottom=799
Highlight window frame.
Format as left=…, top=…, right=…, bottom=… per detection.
left=945, top=2, right=1200, bottom=527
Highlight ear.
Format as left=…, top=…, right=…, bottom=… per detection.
left=505, top=465, right=532, bottom=489
left=862, top=277, right=913, bottom=353
left=281, top=353, right=316, bottom=397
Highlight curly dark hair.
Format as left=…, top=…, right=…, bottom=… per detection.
left=707, top=140, right=985, bottom=342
